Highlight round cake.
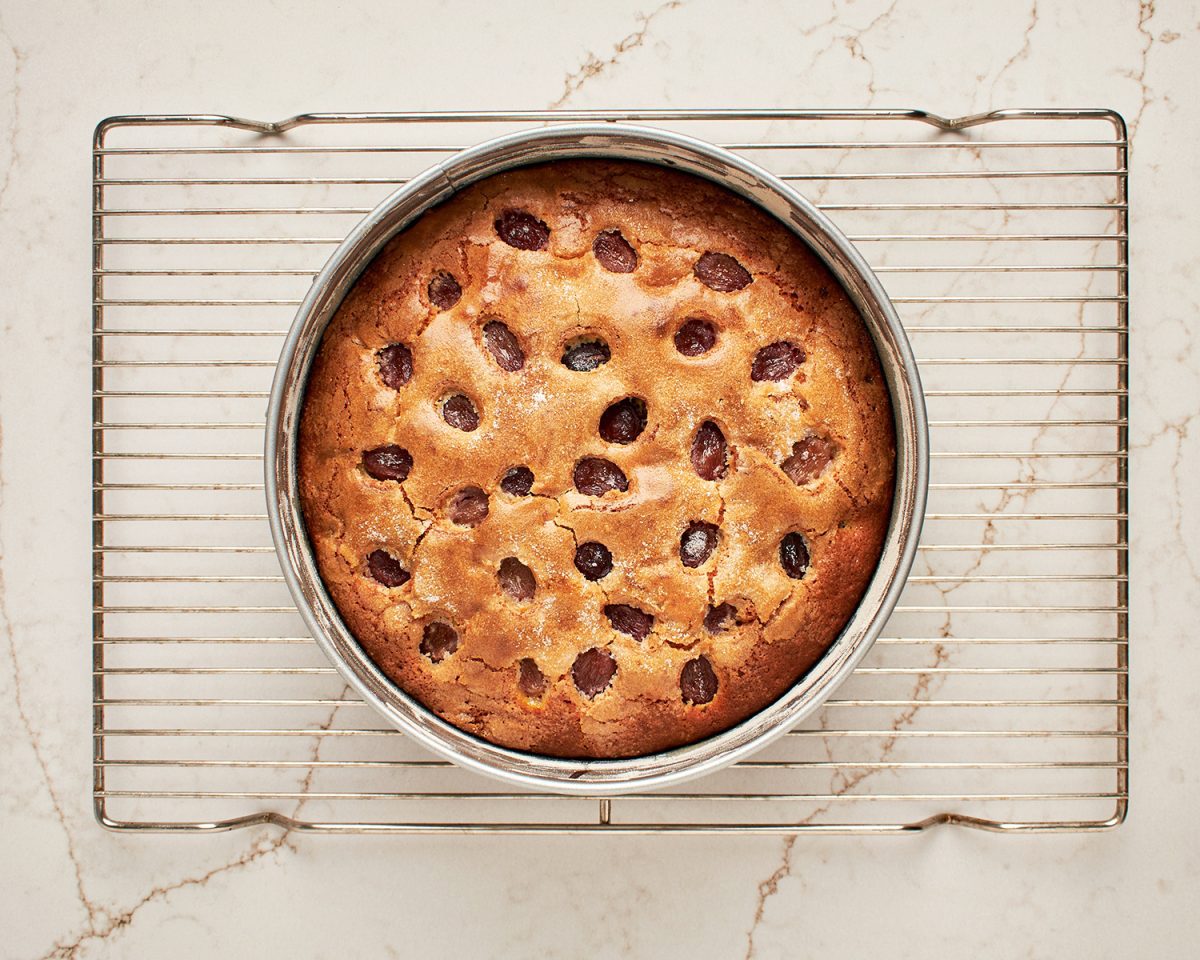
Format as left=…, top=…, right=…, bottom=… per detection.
left=297, top=158, right=895, bottom=758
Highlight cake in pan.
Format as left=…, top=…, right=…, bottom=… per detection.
left=297, top=159, right=895, bottom=758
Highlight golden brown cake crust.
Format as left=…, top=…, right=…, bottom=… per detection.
left=297, top=159, right=895, bottom=758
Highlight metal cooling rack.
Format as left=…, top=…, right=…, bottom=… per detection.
left=92, top=109, right=1128, bottom=834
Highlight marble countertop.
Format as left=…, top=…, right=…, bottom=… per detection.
left=2, top=0, right=1197, bottom=956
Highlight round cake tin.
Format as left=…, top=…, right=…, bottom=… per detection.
left=265, top=123, right=928, bottom=796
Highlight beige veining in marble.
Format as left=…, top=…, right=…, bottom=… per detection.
left=550, top=0, right=684, bottom=108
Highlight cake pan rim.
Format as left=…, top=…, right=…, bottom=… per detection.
left=265, top=122, right=929, bottom=796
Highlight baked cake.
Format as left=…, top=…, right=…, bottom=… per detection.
left=297, top=159, right=895, bottom=759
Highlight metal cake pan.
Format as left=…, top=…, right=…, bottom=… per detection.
left=265, top=123, right=928, bottom=796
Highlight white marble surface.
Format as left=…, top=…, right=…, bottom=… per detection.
left=1, top=0, right=1198, bottom=956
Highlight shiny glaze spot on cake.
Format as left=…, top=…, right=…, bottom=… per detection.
left=574, top=541, right=613, bottom=581
left=603, top=603, right=654, bottom=641
left=690, top=421, right=728, bottom=481
left=694, top=251, right=752, bottom=291
left=497, top=556, right=536, bottom=601
left=751, top=341, right=805, bottom=382
left=679, top=521, right=719, bottom=568
left=592, top=229, right=638, bottom=273
left=377, top=343, right=413, bottom=389
left=599, top=397, right=647, bottom=444
left=518, top=658, right=548, bottom=699
left=674, top=318, right=717, bottom=356
left=441, top=393, right=480, bottom=432
left=574, top=457, right=628, bottom=496
left=427, top=271, right=462, bottom=310
left=495, top=209, right=550, bottom=250
left=780, top=532, right=810, bottom=579
left=366, top=549, right=410, bottom=587
left=447, top=486, right=489, bottom=527
left=420, top=622, right=459, bottom=663
left=782, top=434, right=837, bottom=485
left=561, top=337, right=611, bottom=372
left=703, top=602, right=737, bottom=633
left=680, top=656, right=718, bottom=705
left=482, top=320, right=525, bottom=372
left=500, top=465, right=534, bottom=496
left=572, top=647, right=617, bottom=698
left=361, top=445, right=412, bottom=482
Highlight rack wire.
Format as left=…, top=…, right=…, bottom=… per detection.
left=92, top=109, right=1128, bottom=833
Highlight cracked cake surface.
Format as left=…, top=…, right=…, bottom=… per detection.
left=297, top=158, right=896, bottom=758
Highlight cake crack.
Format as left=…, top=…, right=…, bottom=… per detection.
left=549, top=513, right=580, bottom=552
left=396, top=482, right=434, bottom=524
left=462, top=655, right=505, bottom=676
left=758, top=590, right=794, bottom=634
left=550, top=510, right=617, bottom=605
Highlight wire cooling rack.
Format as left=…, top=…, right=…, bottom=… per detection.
left=92, top=109, right=1128, bottom=833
